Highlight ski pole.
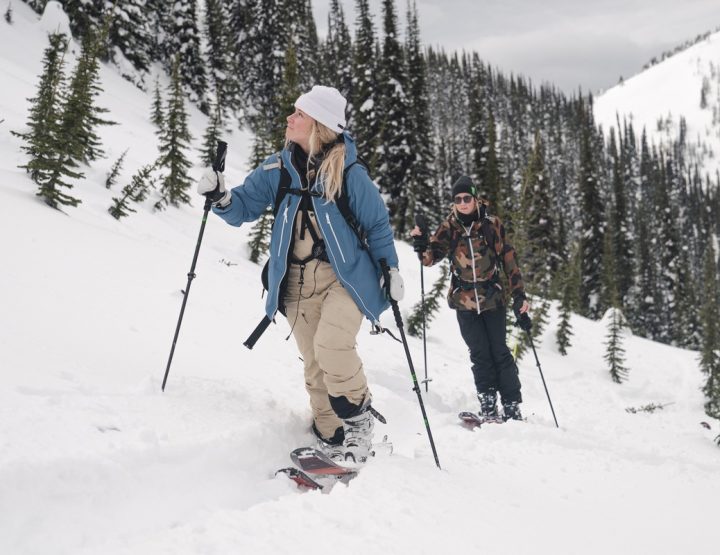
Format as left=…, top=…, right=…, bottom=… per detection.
left=414, top=214, right=431, bottom=392
left=524, top=326, right=559, bottom=428
left=161, top=140, right=227, bottom=392
left=380, top=258, right=441, bottom=469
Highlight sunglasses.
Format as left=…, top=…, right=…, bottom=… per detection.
left=454, top=195, right=474, bottom=205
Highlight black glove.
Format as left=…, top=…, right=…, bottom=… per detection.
left=413, top=233, right=429, bottom=254
left=512, top=294, right=532, bottom=332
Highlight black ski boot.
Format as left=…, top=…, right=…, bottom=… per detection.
left=502, top=401, right=523, bottom=421
left=477, top=390, right=499, bottom=418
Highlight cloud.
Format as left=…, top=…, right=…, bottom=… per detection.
left=314, top=0, right=720, bottom=94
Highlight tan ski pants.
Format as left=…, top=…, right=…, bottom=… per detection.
left=284, top=259, right=369, bottom=439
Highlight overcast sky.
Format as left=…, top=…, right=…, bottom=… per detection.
left=313, top=0, right=720, bottom=95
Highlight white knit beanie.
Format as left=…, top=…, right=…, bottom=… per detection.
left=294, top=85, right=347, bottom=133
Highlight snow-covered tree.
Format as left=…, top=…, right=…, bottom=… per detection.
left=162, top=0, right=209, bottom=114
left=322, top=0, right=353, bottom=118
left=13, top=33, right=83, bottom=208
left=351, top=0, right=379, bottom=166
left=155, top=59, right=194, bottom=210
left=700, top=240, right=720, bottom=418
left=577, top=99, right=604, bottom=318
left=402, top=1, right=435, bottom=231
left=376, top=0, right=412, bottom=234
left=60, top=28, right=116, bottom=164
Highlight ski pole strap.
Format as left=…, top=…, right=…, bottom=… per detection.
left=371, top=324, right=402, bottom=343
left=244, top=316, right=273, bottom=349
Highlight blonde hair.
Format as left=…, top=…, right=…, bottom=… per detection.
left=285, top=121, right=345, bottom=202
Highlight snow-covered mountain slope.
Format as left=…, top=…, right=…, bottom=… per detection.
left=1, top=3, right=719, bottom=554
left=595, top=30, right=720, bottom=175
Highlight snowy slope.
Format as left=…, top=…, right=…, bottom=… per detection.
left=1, top=3, right=719, bottom=555
left=595, top=30, right=720, bottom=175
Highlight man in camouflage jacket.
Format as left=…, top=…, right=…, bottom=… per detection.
left=410, top=176, right=531, bottom=421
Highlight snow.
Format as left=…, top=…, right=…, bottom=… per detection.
left=595, top=30, right=720, bottom=176
left=1, top=3, right=719, bottom=554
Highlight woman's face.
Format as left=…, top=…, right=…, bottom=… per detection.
left=286, top=108, right=314, bottom=150
left=454, top=193, right=477, bottom=215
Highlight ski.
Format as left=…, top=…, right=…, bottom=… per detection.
left=275, top=467, right=324, bottom=490
left=290, top=447, right=360, bottom=476
left=458, top=411, right=505, bottom=428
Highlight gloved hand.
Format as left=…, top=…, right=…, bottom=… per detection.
left=512, top=294, right=532, bottom=331
left=412, top=233, right=429, bottom=254
left=380, top=267, right=405, bottom=302
left=197, top=168, right=231, bottom=207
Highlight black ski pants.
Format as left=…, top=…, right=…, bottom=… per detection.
left=456, top=306, right=522, bottom=404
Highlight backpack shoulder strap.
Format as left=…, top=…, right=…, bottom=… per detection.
left=270, top=152, right=291, bottom=218
left=337, top=160, right=369, bottom=250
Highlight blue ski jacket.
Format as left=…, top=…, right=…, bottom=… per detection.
left=212, top=132, right=398, bottom=325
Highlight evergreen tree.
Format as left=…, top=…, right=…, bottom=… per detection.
left=62, top=0, right=105, bottom=43
left=323, top=0, right=353, bottom=118
left=5, top=1, right=13, bottom=24
left=629, top=130, right=660, bottom=338
left=518, top=131, right=557, bottom=296
left=402, top=1, right=435, bottom=230
left=109, top=162, right=157, bottom=219
left=13, top=33, right=83, bottom=208
left=204, top=0, right=236, bottom=124
left=60, top=27, right=116, bottom=164
left=700, top=241, right=720, bottom=418
left=107, top=0, right=153, bottom=78
left=155, top=59, right=194, bottom=210
left=480, top=112, right=505, bottom=216
left=200, top=100, right=223, bottom=167
left=246, top=39, right=301, bottom=263
left=273, top=38, right=301, bottom=149
left=407, top=261, right=449, bottom=337
left=286, top=0, right=319, bottom=90
left=105, top=149, right=128, bottom=189
left=244, top=0, right=287, bottom=138
left=229, top=0, right=258, bottom=116
left=163, top=0, right=209, bottom=114
left=468, top=59, right=487, bottom=193
left=606, top=129, right=633, bottom=305
left=351, top=0, right=379, bottom=165
left=556, top=259, right=576, bottom=356
left=376, top=0, right=412, bottom=234
left=604, top=302, right=629, bottom=384
left=150, top=77, right=164, bottom=133
left=654, top=154, right=681, bottom=343
left=577, top=99, right=604, bottom=318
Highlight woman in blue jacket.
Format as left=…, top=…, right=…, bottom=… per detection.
left=197, top=86, right=404, bottom=465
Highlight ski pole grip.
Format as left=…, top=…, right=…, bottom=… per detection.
left=379, top=258, right=392, bottom=297
left=414, top=213, right=429, bottom=235
left=213, top=140, right=228, bottom=173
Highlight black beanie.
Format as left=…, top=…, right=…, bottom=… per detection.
left=451, top=175, right=477, bottom=198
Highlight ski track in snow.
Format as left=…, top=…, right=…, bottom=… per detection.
left=1, top=3, right=719, bottom=554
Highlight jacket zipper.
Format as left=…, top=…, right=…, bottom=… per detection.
left=277, top=203, right=289, bottom=256
left=465, top=224, right=481, bottom=314
left=272, top=156, right=302, bottom=317
left=325, top=213, right=346, bottom=264
left=313, top=196, right=379, bottom=323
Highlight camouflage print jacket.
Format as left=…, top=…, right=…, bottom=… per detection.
left=421, top=204, right=526, bottom=313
